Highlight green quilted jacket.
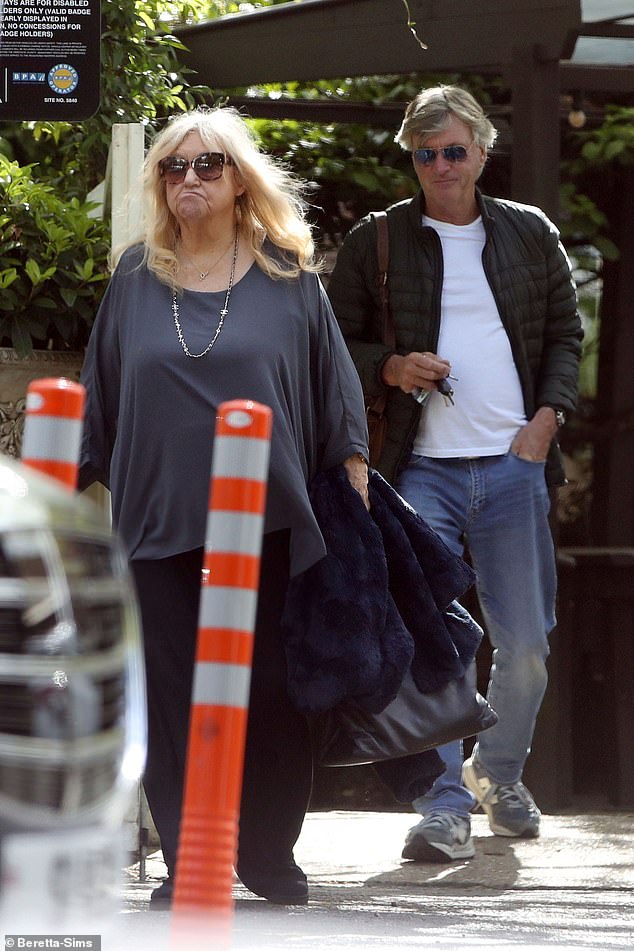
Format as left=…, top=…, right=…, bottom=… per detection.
left=327, top=189, right=583, bottom=486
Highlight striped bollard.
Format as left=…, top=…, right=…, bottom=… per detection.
left=20, top=377, right=85, bottom=491
left=171, top=400, right=272, bottom=943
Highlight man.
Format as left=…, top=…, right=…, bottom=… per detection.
left=327, top=85, right=582, bottom=863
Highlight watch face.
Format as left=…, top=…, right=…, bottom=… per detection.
left=555, top=410, right=566, bottom=428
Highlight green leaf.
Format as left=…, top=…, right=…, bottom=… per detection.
left=0, top=290, right=19, bottom=310
left=74, top=258, right=95, bottom=280
left=60, top=287, right=78, bottom=308
left=25, top=259, right=42, bottom=284
left=0, top=267, right=17, bottom=289
left=31, top=296, right=58, bottom=310
left=593, top=236, right=620, bottom=261
left=580, top=142, right=601, bottom=162
left=9, top=317, right=35, bottom=358
left=138, top=11, right=155, bottom=30
left=350, top=169, right=381, bottom=191
left=604, top=140, right=626, bottom=161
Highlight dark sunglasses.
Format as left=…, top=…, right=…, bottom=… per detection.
left=158, top=151, right=233, bottom=184
left=413, top=143, right=474, bottom=167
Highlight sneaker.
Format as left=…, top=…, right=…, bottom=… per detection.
left=401, top=813, right=475, bottom=862
left=463, top=754, right=541, bottom=838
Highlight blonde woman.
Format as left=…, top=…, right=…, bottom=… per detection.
left=79, top=107, right=368, bottom=907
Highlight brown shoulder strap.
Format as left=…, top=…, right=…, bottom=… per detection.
left=374, top=209, right=389, bottom=277
left=371, top=211, right=396, bottom=349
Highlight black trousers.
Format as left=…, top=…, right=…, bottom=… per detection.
left=132, top=530, right=313, bottom=879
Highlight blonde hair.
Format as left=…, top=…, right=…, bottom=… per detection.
left=396, top=84, right=498, bottom=152
left=118, top=107, right=318, bottom=286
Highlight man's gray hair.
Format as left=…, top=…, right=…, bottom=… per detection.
left=395, top=85, right=498, bottom=151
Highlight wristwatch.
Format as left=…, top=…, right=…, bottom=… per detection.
left=542, top=405, right=566, bottom=428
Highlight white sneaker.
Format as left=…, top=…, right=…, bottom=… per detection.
left=401, top=813, right=475, bottom=862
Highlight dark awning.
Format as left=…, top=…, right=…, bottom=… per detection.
left=176, top=0, right=584, bottom=87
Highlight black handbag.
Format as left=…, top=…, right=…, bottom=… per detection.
left=314, top=654, right=497, bottom=768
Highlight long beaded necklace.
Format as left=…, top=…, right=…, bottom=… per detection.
left=172, top=230, right=239, bottom=359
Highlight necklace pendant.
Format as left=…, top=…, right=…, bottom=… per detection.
left=199, top=270, right=209, bottom=281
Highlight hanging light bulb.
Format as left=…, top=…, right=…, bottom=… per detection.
left=568, top=92, right=587, bottom=129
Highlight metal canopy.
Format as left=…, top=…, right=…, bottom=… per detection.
left=177, top=0, right=584, bottom=87
left=177, top=1, right=634, bottom=94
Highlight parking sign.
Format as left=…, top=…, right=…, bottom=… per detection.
left=0, top=0, right=100, bottom=120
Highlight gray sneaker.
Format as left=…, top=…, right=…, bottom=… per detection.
left=462, top=754, right=541, bottom=838
left=401, top=813, right=475, bottom=862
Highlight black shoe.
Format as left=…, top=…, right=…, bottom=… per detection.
left=236, top=860, right=308, bottom=905
left=149, top=878, right=173, bottom=910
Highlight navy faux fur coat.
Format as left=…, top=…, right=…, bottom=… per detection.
left=281, top=465, right=484, bottom=801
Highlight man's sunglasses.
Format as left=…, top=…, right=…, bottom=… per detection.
left=413, top=143, right=474, bottom=167
left=158, top=151, right=233, bottom=184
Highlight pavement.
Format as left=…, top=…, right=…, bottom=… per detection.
left=114, top=808, right=634, bottom=951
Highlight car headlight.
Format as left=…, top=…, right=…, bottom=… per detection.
left=0, top=457, right=146, bottom=834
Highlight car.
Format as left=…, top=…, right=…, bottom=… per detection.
left=0, top=456, right=146, bottom=933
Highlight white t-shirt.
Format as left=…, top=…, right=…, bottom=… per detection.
left=412, top=215, right=526, bottom=458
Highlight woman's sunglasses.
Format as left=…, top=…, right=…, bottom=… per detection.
left=413, top=143, right=474, bottom=167
left=158, top=151, right=233, bottom=184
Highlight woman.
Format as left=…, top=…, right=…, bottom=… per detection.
left=79, top=107, right=369, bottom=907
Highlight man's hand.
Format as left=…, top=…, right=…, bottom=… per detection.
left=382, top=351, right=451, bottom=394
left=511, top=407, right=558, bottom=462
left=343, top=453, right=370, bottom=509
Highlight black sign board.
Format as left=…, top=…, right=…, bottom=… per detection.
left=0, top=0, right=100, bottom=120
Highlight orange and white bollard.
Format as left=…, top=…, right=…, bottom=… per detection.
left=20, top=377, right=85, bottom=491
left=171, top=400, right=273, bottom=945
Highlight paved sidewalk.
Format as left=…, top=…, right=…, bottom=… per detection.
left=116, top=809, right=634, bottom=950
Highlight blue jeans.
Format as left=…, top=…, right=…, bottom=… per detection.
left=395, top=452, right=557, bottom=818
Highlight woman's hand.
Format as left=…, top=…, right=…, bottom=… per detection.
left=343, top=453, right=370, bottom=510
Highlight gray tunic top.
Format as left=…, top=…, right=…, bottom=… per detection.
left=79, top=245, right=368, bottom=576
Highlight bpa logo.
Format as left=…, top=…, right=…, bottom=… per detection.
left=12, top=72, right=46, bottom=83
